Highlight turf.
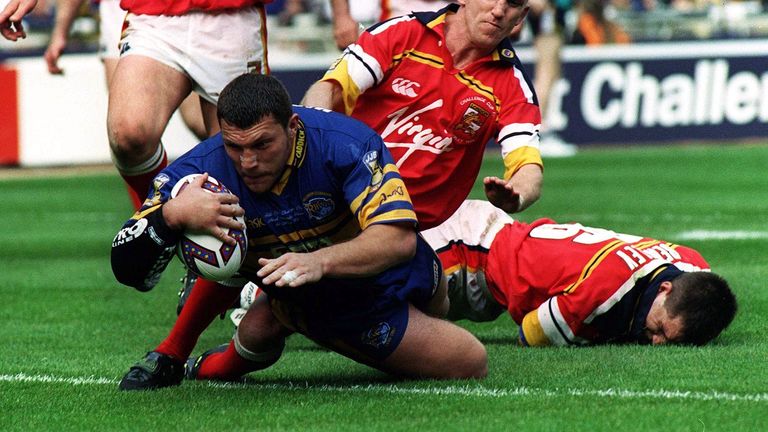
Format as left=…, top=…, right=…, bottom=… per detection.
left=1, top=144, right=766, bottom=431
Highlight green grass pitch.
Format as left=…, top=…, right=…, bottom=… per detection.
left=1, top=144, right=766, bottom=431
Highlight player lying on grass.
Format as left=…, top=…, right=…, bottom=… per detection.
left=110, top=73, right=487, bottom=390
left=186, top=198, right=737, bottom=384
left=422, top=199, right=737, bottom=346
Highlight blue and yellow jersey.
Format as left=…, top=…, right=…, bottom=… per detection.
left=132, top=105, right=417, bottom=282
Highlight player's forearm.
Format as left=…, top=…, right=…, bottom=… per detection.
left=51, top=0, right=85, bottom=40
left=301, top=80, right=345, bottom=113
left=329, top=0, right=351, bottom=17
left=110, top=208, right=180, bottom=291
left=509, top=164, right=542, bottom=212
left=311, top=223, right=417, bottom=278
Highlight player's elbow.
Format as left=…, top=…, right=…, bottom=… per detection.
left=395, top=229, right=418, bottom=262
left=110, top=253, right=154, bottom=292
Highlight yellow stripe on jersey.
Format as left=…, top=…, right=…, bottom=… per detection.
left=634, top=240, right=661, bottom=250
left=356, top=179, right=415, bottom=228
left=455, top=72, right=499, bottom=110
left=365, top=209, right=418, bottom=228
left=322, top=59, right=364, bottom=115
left=132, top=203, right=162, bottom=221
left=443, top=263, right=463, bottom=276
left=521, top=310, right=551, bottom=347
left=349, top=165, right=406, bottom=213
left=502, top=147, right=544, bottom=180
left=246, top=212, right=351, bottom=247
left=426, top=12, right=447, bottom=29
left=393, top=49, right=444, bottom=70
left=564, top=240, right=625, bottom=293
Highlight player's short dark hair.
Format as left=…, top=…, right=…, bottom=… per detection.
left=217, top=73, right=293, bottom=129
left=667, top=271, right=737, bottom=346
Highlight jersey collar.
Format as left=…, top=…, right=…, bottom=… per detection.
left=271, top=118, right=307, bottom=195
left=414, top=3, right=519, bottom=67
left=628, top=264, right=684, bottom=343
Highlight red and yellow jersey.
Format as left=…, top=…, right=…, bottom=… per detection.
left=487, top=220, right=710, bottom=346
left=321, top=4, right=542, bottom=230
left=423, top=200, right=710, bottom=346
left=119, top=0, right=268, bottom=15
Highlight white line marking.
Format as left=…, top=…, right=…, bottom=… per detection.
left=2, top=373, right=767, bottom=403
left=674, top=230, right=768, bottom=241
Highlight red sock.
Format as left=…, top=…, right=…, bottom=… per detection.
left=118, top=148, right=168, bottom=211
left=155, top=278, right=241, bottom=360
left=196, top=341, right=261, bottom=380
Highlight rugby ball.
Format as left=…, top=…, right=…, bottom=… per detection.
left=171, top=174, right=248, bottom=281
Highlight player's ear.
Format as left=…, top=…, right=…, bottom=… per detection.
left=659, top=280, right=674, bottom=294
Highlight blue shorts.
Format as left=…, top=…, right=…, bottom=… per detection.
left=267, top=235, right=441, bottom=363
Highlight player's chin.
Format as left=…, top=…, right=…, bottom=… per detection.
left=243, top=175, right=275, bottom=194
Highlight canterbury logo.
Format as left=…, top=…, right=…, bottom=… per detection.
left=391, top=78, right=421, bottom=97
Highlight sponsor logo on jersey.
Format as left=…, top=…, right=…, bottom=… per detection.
left=377, top=185, right=405, bottom=206
left=303, top=193, right=335, bottom=221
left=290, top=123, right=307, bottom=167
left=454, top=102, right=490, bottom=142
left=119, top=41, right=131, bottom=55
left=362, top=151, right=384, bottom=188
left=362, top=321, right=396, bottom=349
left=391, top=77, right=421, bottom=97
left=246, top=217, right=266, bottom=230
left=432, top=259, right=440, bottom=295
left=112, top=218, right=149, bottom=247
left=380, top=100, right=454, bottom=167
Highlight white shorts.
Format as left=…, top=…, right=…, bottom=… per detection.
left=383, top=0, right=450, bottom=19
left=98, top=0, right=126, bottom=60
left=118, top=5, right=268, bottom=104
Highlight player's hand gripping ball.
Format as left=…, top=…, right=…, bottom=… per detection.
left=171, top=174, right=248, bottom=281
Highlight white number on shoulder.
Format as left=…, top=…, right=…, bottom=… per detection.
left=529, top=223, right=642, bottom=245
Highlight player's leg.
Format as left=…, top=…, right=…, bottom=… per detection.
left=107, top=55, right=192, bottom=209
left=118, top=278, right=243, bottom=390
left=379, top=303, right=487, bottom=379
left=178, top=93, right=209, bottom=141
left=186, top=294, right=292, bottom=381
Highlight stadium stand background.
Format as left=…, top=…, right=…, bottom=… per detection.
left=2, top=0, right=768, bottom=166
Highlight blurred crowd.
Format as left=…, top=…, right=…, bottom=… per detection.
left=3, top=0, right=768, bottom=55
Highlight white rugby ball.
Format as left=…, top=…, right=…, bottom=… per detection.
left=172, top=174, right=247, bottom=281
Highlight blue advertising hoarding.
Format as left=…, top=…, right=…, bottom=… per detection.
left=272, top=39, right=768, bottom=146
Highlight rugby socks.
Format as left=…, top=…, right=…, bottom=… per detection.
left=155, top=278, right=241, bottom=360
left=114, top=143, right=168, bottom=210
left=195, top=334, right=285, bottom=380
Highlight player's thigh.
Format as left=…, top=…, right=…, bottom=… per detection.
left=381, top=304, right=487, bottom=379
left=108, top=55, right=192, bottom=142
left=178, top=94, right=209, bottom=140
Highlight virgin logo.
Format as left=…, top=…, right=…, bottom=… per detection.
left=391, top=78, right=421, bottom=97
left=380, top=99, right=454, bottom=167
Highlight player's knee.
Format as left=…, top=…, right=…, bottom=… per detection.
left=237, top=305, right=286, bottom=353
left=455, top=338, right=488, bottom=379
left=107, top=119, right=159, bottom=165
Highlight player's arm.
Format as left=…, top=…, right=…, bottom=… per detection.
left=0, top=0, right=37, bottom=41
left=111, top=174, right=244, bottom=291
left=258, top=222, right=417, bottom=287
left=301, top=80, right=346, bottom=113
left=483, top=164, right=542, bottom=213
left=44, top=0, right=86, bottom=74
left=329, top=0, right=360, bottom=50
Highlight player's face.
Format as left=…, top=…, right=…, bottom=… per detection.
left=459, top=0, right=529, bottom=49
left=643, top=281, right=685, bottom=345
left=222, top=114, right=298, bottom=194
